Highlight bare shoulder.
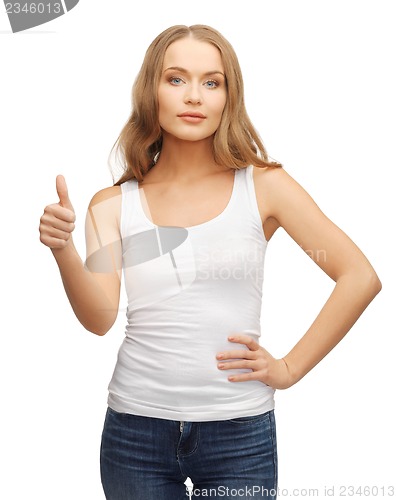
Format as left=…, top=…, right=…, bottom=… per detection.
left=252, top=164, right=297, bottom=194
left=86, top=185, right=122, bottom=234
left=252, top=165, right=319, bottom=222
left=88, top=185, right=122, bottom=208
left=252, top=165, right=326, bottom=240
left=252, top=165, right=298, bottom=240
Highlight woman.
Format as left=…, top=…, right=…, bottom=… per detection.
left=39, top=25, right=381, bottom=500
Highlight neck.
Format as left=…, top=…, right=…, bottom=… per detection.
left=151, top=133, right=227, bottom=183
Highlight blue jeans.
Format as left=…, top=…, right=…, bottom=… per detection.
left=100, top=407, right=278, bottom=499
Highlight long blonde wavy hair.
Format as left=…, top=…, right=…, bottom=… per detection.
left=111, top=24, right=282, bottom=184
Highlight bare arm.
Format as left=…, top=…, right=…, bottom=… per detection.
left=39, top=176, right=122, bottom=336
left=269, top=167, right=381, bottom=384
left=216, top=167, right=382, bottom=388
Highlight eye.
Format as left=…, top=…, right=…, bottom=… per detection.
left=169, top=76, right=184, bottom=86
left=204, top=80, right=219, bottom=89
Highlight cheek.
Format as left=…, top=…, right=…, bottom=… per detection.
left=158, top=85, right=171, bottom=109
left=158, top=95, right=171, bottom=126
left=158, top=88, right=179, bottom=118
left=213, top=94, right=227, bottom=120
left=157, top=89, right=165, bottom=113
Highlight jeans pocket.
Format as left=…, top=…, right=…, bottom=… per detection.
left=227, top=410, right=271, bottom=425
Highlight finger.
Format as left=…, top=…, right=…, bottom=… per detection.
left=228, top=334, right=260, bottom=351
left=227, top=372, right=261, bottom=383
left=218, top=360, right=258, bottom=371
left=39, top=234, right=70, bottom=249
left=49, top=204, right=76, bottom=224
left=41, top=209, right=75, bottom=229
left=216, top=349, right=255, bottom=360
left=56, top=175, right=74, bottom=211
left=42, top=226, right=73, bottom=241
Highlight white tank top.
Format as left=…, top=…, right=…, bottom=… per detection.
left=107, top=165, right=275, bottom=421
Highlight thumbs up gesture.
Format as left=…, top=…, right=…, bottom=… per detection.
left=39, top=175, right=76, bottom=249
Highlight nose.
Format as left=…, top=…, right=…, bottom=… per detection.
left=184, top=83, right=202, bottom=105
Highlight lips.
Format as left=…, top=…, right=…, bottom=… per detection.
left=177, top=112, right=206, bottom=118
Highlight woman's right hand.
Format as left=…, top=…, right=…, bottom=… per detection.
left=39, top=175, right=76, bottom=250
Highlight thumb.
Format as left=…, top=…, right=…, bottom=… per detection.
left=56, top=175, right=74, bottom=210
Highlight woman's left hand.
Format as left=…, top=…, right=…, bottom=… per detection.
left=216, top=334, right=294, bottom=390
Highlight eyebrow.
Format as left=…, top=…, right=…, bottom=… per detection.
left=163, top=66, right=225, bottom=77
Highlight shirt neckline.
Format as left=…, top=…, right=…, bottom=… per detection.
left=135, top=169, right=239, bottom=230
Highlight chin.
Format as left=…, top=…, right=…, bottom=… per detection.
left=164, top=128, right=216, bottom=143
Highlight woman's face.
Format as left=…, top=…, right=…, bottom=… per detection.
left=157, top=37, right=227, bottom=143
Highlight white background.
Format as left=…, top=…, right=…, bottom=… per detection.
left=1, top=1, right=394, bottom=498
